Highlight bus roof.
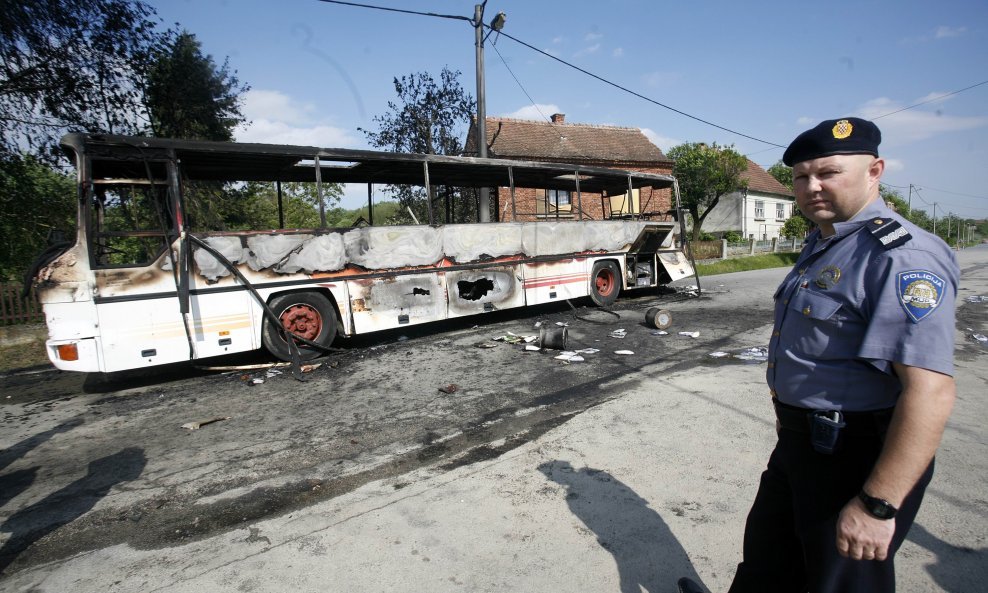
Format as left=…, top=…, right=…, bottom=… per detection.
left=61, top=133, right=676, bottom=195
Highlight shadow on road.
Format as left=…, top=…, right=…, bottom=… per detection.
left=539, top=460, right=704, bottom=593
left=0, top=447, right=147, bottom=575
left=908, top=522, right=987, bottom=593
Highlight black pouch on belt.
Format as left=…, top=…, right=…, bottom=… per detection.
left=809, top=411, right=845, bottom=454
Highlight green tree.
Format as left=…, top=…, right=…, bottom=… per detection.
left=143, top=31, right=248, bottom=141
left=0, top=0, right=161, bottom=158
left=667, top=142, right=748, bottom=242
left=0, top=155, right=76, bottom=280
left=780, top=215, right=809, bottom=239
left=767, top=160, right=793, bottom=190
left=360, top=67, right=476, bottom=224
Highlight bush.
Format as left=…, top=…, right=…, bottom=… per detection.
left=722, top=231, right=743, bottom=243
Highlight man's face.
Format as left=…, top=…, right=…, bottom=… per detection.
left=792, top=154, right=884, bottom=234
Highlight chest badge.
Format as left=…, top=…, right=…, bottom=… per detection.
left=814, top=265, right=842, bottom=289
left=897, top=270, right=945, bottom=323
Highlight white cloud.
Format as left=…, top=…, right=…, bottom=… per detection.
left=935, top=25, right=966, bottom=39
left=856, top=97, right=988, bottom=143
left=883, top=158, right=905, bottom=172
left=796, top=116, right=815, bottom=126
left=235, top=89, right=358, bottom=147
left=552, top=36, right=564, bottom=45
left=502, top=104, right=561, bottom=121
left=585, top=32, right=603, bottom=42
left=574, top=43, right=601, bottom=58
left=641, top=128, right=680, bottom=152
left=612, top=47, right=624, bottom=58
left=642, top=71, right=680, bottom=88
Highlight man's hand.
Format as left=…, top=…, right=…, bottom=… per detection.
left=836, top=495, right=895, bottom=561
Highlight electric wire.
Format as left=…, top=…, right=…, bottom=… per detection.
left=313, top=0, right=471, bottom=23
left=870, top=80, right=988, bottom=121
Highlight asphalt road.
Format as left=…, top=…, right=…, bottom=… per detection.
left=1, top=248, right=986, bottom=592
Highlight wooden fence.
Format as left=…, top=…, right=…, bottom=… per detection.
left=0, top=282, right=43, bottom=325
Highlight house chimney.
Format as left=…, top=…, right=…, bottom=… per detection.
left=550, top=113, right=565, bottom=124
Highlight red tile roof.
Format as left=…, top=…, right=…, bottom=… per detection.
left=467, top=117, right=670, bottom=165
left=743, top=159, right=793, bottom=197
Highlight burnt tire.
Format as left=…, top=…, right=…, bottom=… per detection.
left=262, top=292, right=337, bottom=362
left=589, top=260, right=621, bottom=307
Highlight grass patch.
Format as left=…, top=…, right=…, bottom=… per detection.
left=695, top=252, right=800, bottom=276
left=0, top=324, right=51, bottom=373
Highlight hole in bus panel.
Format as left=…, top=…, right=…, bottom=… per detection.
left=457, top=278, right=495, bottom=301
left=89, top=184, right=172, bottom=268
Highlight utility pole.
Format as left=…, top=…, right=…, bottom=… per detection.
left=907, top=184, right=913, bottom=216
left=473, top=3, right=505, bottom=223
left=933, top=203, right=938, bottom=236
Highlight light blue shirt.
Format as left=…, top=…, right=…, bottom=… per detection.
left=767, top=200, right=958, bottom=411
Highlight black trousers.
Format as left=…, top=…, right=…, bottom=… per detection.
left=727, top=426, right=934, bottom=593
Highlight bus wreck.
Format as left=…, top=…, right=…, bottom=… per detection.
left=31, top=134, right=696, bottom=373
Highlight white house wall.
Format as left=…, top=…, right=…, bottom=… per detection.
left=694, top=191, right=794, bottom=240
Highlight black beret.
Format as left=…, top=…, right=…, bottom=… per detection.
left=782, top=117, right=881, bottom=166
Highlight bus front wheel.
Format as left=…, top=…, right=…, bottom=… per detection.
left=262, top=292, right=338, bottom=361
left=589, top=261, right=621, bottom=307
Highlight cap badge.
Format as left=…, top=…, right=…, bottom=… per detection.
left=815, top=265, right=842, bottom=289
left=832, top=119, right=854, bottom=140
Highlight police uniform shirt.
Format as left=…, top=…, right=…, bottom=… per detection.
left=767, top=199, right=958, bottom=412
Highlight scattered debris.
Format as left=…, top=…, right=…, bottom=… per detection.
left=439, top=384, right=459, bottom=394
left=181, top=416, right=231, bottom=431
left=539, top=326, right=568, bottom=350
left=614, top=350, right=634, bottom=355
left=651, top=330, right=668, bottom=336
left=973, top=333, right=988, bottom=343
left=555, top=321, right=569, bottom=327
left=300, top=363, right=322, bottom=373
left=609, top=329, right=628, bottom=339
left=250, top=378, right=265, bottom=385
left=966, top=295, right=988, bottom=303
left=575, top=348, right=600, bottom=355
left=524, top=344, right=541, bottom=351
left=196, top=362, right=291, bottom=371
left=554, top=352, right=585, bottom=363
left=523, top=335, right=539, bottom=343
left=645, top=308, right=673, bottom=330
left=534, top=321, right=544, bottom=328
left=708, top=351, right=730, bottom=358
left=475, top=341, right=497, bottom=349
left=265, top=369, right=282, bottom=378
left=678, top=331, right=700, bottom=338
left=734, top=347, right=769, bottom=362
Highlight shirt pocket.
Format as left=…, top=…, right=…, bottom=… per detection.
left=785, top=290, right=849, bottom=359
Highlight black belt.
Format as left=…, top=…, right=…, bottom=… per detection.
left=773, top=398, right=893, bottom=436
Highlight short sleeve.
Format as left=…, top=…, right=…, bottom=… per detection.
left=858, top=246, right=958, bottom=375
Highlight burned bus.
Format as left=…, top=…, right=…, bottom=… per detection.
left=30, top=134, right=695, bottom=373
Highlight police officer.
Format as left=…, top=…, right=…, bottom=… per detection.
left=680, top=117, right=958, bottom=593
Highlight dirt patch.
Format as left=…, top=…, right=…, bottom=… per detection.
left=0, top=324, right=50, bottom=373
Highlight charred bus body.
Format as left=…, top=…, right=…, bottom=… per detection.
left=32, top=134, right=695, bottom=372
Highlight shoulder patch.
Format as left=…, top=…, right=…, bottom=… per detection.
left=897, top=270, right=945, bottom=323
left=867, top=218, right=911, bottom=250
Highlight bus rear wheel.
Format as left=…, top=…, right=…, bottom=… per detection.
left=590, top=260, right=621, bottom=307
left=262, top=292, right=337, bottom=361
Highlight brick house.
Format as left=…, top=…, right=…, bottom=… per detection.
left=465, top=114, right=675, bottom=222
left=700, top=159, right=796, bottom=240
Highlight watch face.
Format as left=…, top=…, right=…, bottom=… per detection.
left=860, top=492, right=897, bottom=519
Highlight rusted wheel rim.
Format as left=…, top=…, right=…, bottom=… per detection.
left=595, top=269, right=615, bottom=296
left=280, top=304, right=322, bottom=341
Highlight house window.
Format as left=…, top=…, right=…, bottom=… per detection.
left=549, top=189, right=571, bottom=207
left=754, top=200, right=765, bottom=220
left=776, top=203, right=786, bottom=220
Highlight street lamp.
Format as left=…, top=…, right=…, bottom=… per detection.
left=474, top=2, right=505, bottom=222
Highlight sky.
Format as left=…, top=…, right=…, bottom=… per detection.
left=148, top=0, right=988, bottom=222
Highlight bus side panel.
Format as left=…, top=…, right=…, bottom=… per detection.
left=521, top=258, right=591, bottom=305
left=44, top=300, right=103, bottom=372
left=187, top=290, right=257, bottom=359
left=445, top=267, right=525, bottom=317
left=347, top=273, right=447, bottom=334
left=96, top=299, right=192, bottom=372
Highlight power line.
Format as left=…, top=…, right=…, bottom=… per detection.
left=871, top=80, right=988, bottom=121
left=496, top=31, right=786, bottom=148
left=314, top=0, right=471, bottom=23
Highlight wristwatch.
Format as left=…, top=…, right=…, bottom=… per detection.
left=858, top=491, right=898, bottom=520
